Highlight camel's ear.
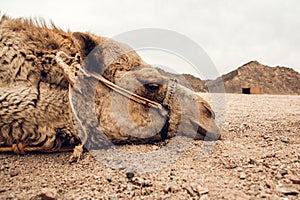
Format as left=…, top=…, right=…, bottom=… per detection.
left=72, top=32, right=97, bottom=59
left=72, top=32, right=105, bottom=74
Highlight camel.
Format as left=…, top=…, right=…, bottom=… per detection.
left=0, top=15, right=220, bottom=161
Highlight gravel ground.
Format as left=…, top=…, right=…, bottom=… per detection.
left=0, top=94, right=299, bottom=199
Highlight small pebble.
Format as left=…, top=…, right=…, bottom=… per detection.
left=132, top=177, right=152, bottom=187
left=169, top=172, right=175, bottom=177
left=200, top=194, right=210, bottom=200
left=281, top=138, right=289, bottom=143
left=276, top=186, right=299, bottom=195
left=236, top=167, right=243, bottom=172
left=163, top=186, right=171, bottom=193
left=280, top=170, right=288, bottom=176
left=290, top=176, right=300, bottom=184
left=275, top=173, right=282, bottom=180
left=10, top=170, right=19, bottom=177
left=249, top=158, right=255, bottom=164
left=265, top=180, right=274, bottom=189
left=196, top=185, right=209, bottom=195
left=230, top=164, right=237, bottom=169
left=126, top=171, right=134, bottom=179
left=239, top=172, right=247, bottom=179
left=40, top=188, right=57, bottom=200
left=260, top=192, right=268, bottom=198
left=185, top=186, right=196, bottom=197
left=0, top=188, right=7, bottom=193
left=106, top=175, right=112, bottom=182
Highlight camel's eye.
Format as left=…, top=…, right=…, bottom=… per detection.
left=144, top=83, right=160, bottom=91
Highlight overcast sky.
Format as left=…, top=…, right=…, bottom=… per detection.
left=1, top=0, right=299, bottom=79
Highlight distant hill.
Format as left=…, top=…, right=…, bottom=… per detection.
left=156, top=68, right=207, bottom=92
left=206, top=61, right=300, bottom=95
left=158, top=61, right=300, bottom=95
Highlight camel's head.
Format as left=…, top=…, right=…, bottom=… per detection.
left=62, top=32, right=221, bottom=147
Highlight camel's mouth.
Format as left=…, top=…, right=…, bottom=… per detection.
left=191, top=119, right=221, bottom=141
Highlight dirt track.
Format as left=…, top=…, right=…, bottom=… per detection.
left=0, top=94, right=299, bottom=199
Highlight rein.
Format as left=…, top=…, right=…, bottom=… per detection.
left=56, top=51, right=178, bottom=117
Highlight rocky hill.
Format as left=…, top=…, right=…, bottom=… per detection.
left=156, top=68, right=207, bottom=92
left=206, top=61, right=300, bottom=95
left=157, top=61, right=300, bottom=95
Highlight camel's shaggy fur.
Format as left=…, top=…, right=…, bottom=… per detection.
left=0, top=16, right=220, bottom=161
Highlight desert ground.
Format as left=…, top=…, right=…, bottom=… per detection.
left=0, top=94, right=299, bottom=200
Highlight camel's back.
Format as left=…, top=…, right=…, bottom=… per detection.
left=0, top=16, right=80, bottom=150
left=0, top=15, right=77, bottom=88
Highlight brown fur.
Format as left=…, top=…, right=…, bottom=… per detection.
left=0, top=16, right=220, bottom=160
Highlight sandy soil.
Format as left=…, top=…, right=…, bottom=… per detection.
left=0, top=94, right=299, bottom=199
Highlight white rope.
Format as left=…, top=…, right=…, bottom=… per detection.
left=56, top=51, right=177, bottom=117
left=89, top=71, right=163, bottom=110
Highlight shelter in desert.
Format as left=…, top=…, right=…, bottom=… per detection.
left=242, top=86, right=264, bottom=94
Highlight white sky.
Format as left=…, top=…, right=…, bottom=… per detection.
left=1, top=0, right=299, bottom=79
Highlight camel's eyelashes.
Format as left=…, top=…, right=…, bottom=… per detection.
left=144, top=83, right=160, bottom=91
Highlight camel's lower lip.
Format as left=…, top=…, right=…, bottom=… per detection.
left=159, top=118, right=170, bottom=140
left=190, top=119, right=221, bottom=141
left=197, top=127, right=221, bottom=141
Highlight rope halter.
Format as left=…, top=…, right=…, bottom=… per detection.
left=56, top=51, right=178, bottom=118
